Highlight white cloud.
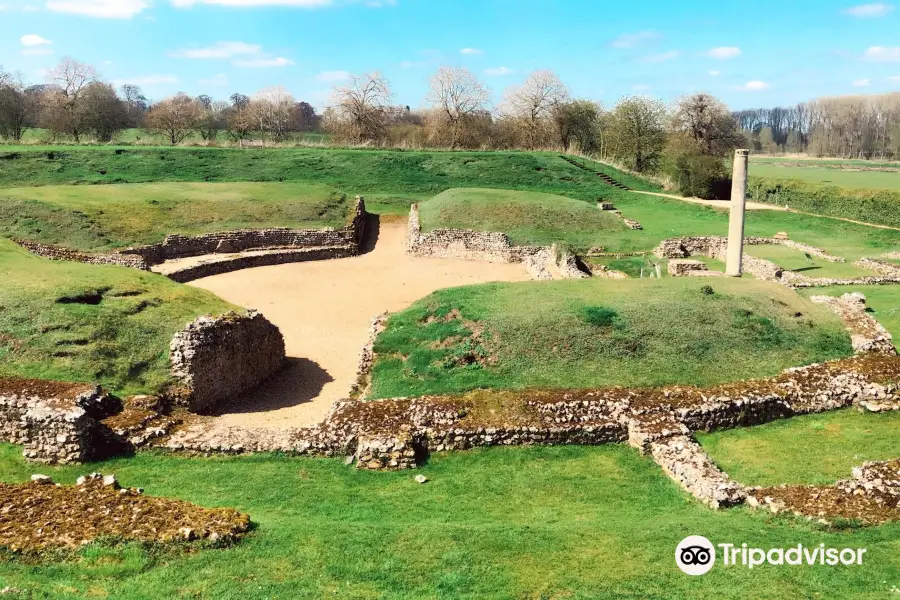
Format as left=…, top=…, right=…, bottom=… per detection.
left=853, top=78, right=872, bottom=86
left=170, top=41, right=262, bottom=59
left=198, top=73, right=229, bottom=86
left=21, top=34, right=52, bottom=46
left=172, top=0, right=333, bottom=6
left=844, top=3, right=894, bottom=17
left=316, top=70, right=350, bottom=82
left=484, top=66, right=513, bottom=76
left=46, top=0, right=149, bottom=18
left=400, top=59, right=426, bottom=68
left=232, top=56, right=294, bottom=67
left=863, top=46, right=900, bottom=61
left=890, top=75, right=900, bottom=81
left=736, top=80, right=771, bottom=91
left=460, top=47, right=482, bottom=55
left=640, top=51, right=679, bottom=63
left=22, top=48, right=54, bottom=56
left=709, top=70, right=721, bottom=76
left=113, top=74, right=179, bottom=86
left=632, top=84, right=650, bottom=91
left=610, top=31, right=660, bottom=48
left=708, top=46, right=741, bottom=59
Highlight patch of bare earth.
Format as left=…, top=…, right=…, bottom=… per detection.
left=187, top=220, right=530, bottom=428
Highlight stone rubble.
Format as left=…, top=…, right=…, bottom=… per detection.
left=810, top=292, right=896, bottom=355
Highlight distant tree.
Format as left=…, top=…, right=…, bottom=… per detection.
left=758, top=126, right=777, bottom=153
left=425, top=66, right=491, bottom=148
left=250, top=86, right=296, bottom=141
left=42, top=57, right=99, bottom=141
left=502, top=70, right=569, bottom=149
left=230, top=93, right=250, bottom=109
left=197, top=99, right=228, bottom=141
left=553, top=99, right=603, bottom=152
left=78, top=81, right=127, bottom=142
left=670, top=93, right=743, bottom=157
left=293, top=101, right=319, bottom=132
left=120, top=84, right=148, bottom=128
left=607, top=96, right=667, bottom=172
left=327, top=72, right=393, bottom=142
left=143, top=93, right=203, bottom=145
left=0, top=69, right=36, bottom=141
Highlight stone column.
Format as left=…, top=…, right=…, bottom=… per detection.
left=725, top=149, right=750, bottom=277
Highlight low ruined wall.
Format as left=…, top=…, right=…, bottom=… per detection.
left=14, top=240, right=150, bottom=270
left=125, top=197, right=367, bottom=265
left=653, top=236, right=844, bottom=263
left=810, top=292, right=896, bottom=355
left=854, top=258, right=900, bottom=278
left=169, top=311, right=286, bottom=413
left=649, top=435, right=747, bottom=508
left=164, top=246, right=356, bottom=283
left=0, top=380, right=121, bottom=464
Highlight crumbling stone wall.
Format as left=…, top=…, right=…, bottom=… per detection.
left=0, top=379, right=121, bottom=464
left=649, top=435, right=747, bottom=508
left=162, top=246, right=356, bottom=283
left=13, top=240, right=150, bottom=270
left=854, top=258, right=900, bottom=278
left=810, top=292, right=896, bottom=355
left=169, top=310, right=286, bottom=413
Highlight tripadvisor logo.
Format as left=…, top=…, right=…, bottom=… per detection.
left=675, top=536, right=868, bottom=575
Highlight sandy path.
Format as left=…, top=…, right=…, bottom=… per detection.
left=629, top=190, right=785, bottom=211
left=188, top=218, right=530, bottom=428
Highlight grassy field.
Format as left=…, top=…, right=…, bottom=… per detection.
left=0, top=148, right=895, bottom=257
left=750, top=156, right=900, bottom=191
left=699, top=409, right=900, bottom=486
left=0, top=239, right=234, bottom=395
left=0, top=182, right=354, bottom=251
left=369, top=277, right=852, bottom=399
left=418, top=188, right=623, bottom=249
left=745, top=244, right=878, bottom=278
left=0, top=443, right=898, bottom=599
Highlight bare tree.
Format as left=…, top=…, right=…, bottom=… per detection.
left=425, top=66, right=490, bottom=148
left=0, top=68, right=36, bottom=141
left=250, top=86, right=296, bottom=141
left=196, top=96, right=228, bottom=141
left=143, top=93, right=203, bottom=145
left=670, top=93, right=743, bottom=157
left=553, top=99, right=603, bottom=152
left=42, top=57, right=99, bottom=141
left=120, top=84, right=148, bottom=128
left=78, top=82, right=127, bottom=142
left=502, top=70, right=569, bottom=149
left=327, top=72, right=393, bottom=143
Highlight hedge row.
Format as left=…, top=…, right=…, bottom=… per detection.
left=747, top=177, right=900, bottom=228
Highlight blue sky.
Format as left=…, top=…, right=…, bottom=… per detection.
left=2, top=0, right=899, bottom=110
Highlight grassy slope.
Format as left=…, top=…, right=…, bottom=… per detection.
left=370, top=277, right=852, bottom=399
left=417, top=188, right=623, bottom=249
left=751, top=162, right=900, bottom=191
left=745, top=244, right=878, bottom=278
left=0, top=182, right=353, bottom=252
left=699, top=409, right=900, bottom=486
left=0, top=443, right=898, bottom=599
left=0, top=239, right=234, bottom=395
left=0, top=148, right=895, bottom=256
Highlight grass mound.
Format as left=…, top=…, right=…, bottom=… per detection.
left=0, top=444, right=898, bottom=598
left=0, top=239, right=233, bottom=395
left=0, top=182, right=353, bottom=252
left=417, top=188, right=623, bottom=249
left=699, top=409, right=900, bottom=486
left=370, top=277, right=853, bottom=398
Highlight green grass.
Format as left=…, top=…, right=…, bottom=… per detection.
left=0, top=182, right=354, bottom=252
left=797, top=285, right=900, bottom=350
left=418, top=188, right=624, bottom=249
left=369, top=277, right=853, bottom=399
left=698, top=409, right=900, bottom=486
left=750, top=160, right=900, bottom=191
left=0, top=239, right=234, bottom=395
left=586, top=255, right=667, bottom=278
left=1, top=443, right=898, bottom=599
left=746, top=244, right=878, bottom=279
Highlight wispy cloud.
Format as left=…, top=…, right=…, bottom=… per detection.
left=853, top=78, right=872, bottom=86
left=640, top=51, right=679, bottom=63
left=233, top=56, right=294, bottom=68
left=707, top=46, right=741, bottom=59
left=46, top=0, right=150, bottom=18
left=610, top=30, right=660, bottom=48
left=113, top=74, right=179, bottom=86
left=20, top=34, right=53, bottom=56
left=198, top=73, right=229, bottom=86
left=735, top=80, right=771, bottom=91
left=709, top=70, right=721, bottom=76
left=843, top=3, right=894, bottom=17
left=316, top=70, right=350, bottom=82
left=170, top=41, right=262, bottom=59
left=632, top=84, right=650, bottom=91
left=863, top=46, right=900, bottom=61
left=484, top=66, right=513, bottom=76
left=171, top=0, right=396, bottom=7
left=460, top=47, right=482, bottom=55
left=890, top=75, right=900, bottom=81
left=400, top=59, right=426, bottom=68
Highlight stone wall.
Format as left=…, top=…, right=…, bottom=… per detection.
left=14, top=240, right=150, bottom=270
left=810, top=292, right=896, bottom=355
left=162, top=246, right=356, bottom=283
left=0, top=379, right=122, bottom=464
left=854, top=258, right=900, bottom=278
left=169, top=310, right=286, bottom=413
left=649, top=435, right=747, bottom=508
left=406, top=204, right=588, bottom=280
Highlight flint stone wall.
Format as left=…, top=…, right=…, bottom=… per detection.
left=14, top=240, right=150, bottom=270
left=0, top=380, right=121, bottom=464
left=169, top=310, right=286, bottom=413
left=810, top=292, right=896, bottom=355
left=649, top=435, right=747, bottom=508
left=163, top=246, right=355, bottom=283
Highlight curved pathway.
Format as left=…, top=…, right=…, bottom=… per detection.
left=188, top=217, right=530, bottom=428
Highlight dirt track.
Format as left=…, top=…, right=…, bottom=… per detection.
left=188, top=218, right=529, bottom=428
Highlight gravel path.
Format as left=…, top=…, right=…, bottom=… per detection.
left=188, top=217, right=530, bottom=428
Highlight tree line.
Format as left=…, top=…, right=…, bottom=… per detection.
left=734, top=93, right=900, bottom=159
